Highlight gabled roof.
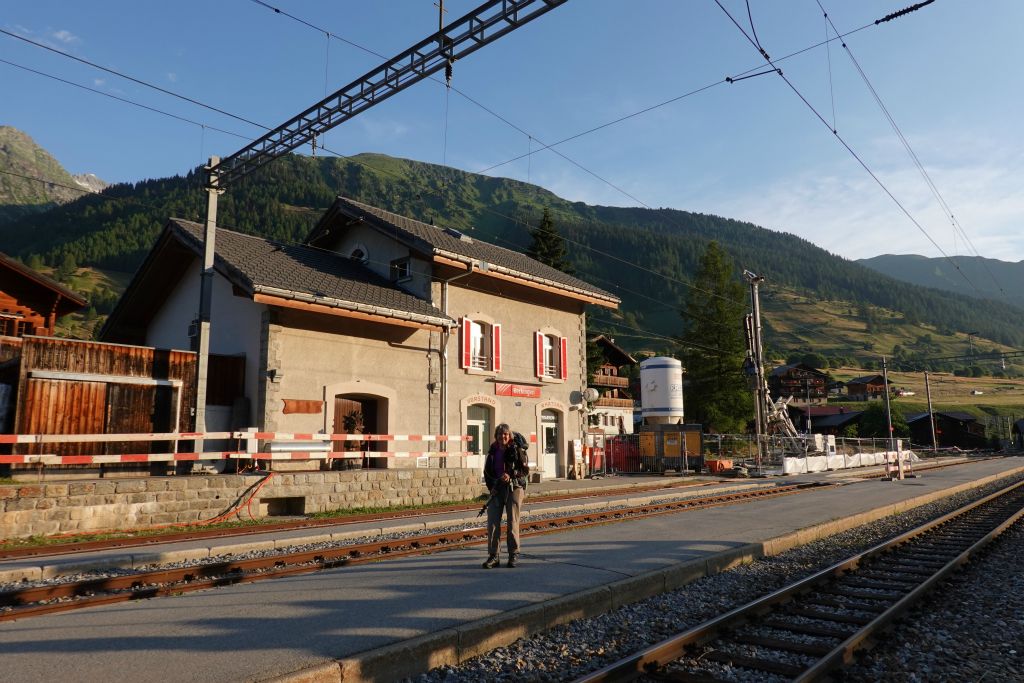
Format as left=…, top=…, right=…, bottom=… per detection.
left=769, top=363, right=827, bottom=378
left=307, top=197, right=619, bottom=306
left=0, top=251, right=87, bottom=311
left=847, top=374, right=886, bottom=385
left=591, top=335, right=636, bottom=367
left=811, top=411, right=863, bottom=428
left=102, top=219, right=452, bottom=341
left=906, top=411, right=978, bottom=424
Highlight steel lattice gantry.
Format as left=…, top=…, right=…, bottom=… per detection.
left=192, top=0, right=569, bottom=432
left=209, top=0, right=568, bottom=187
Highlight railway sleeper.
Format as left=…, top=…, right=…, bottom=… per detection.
left=786, top=606, right=874, bottom=626
left=732, top=633, right=835, bottom=656
left=762, top=618, right=854, bottom=639
left=702, top=650, right=807, bottom=678
left=822, top=586, right=903, bottom=602
left=842, top=576, right=918, bottom=590
left=803, top=596, right=888, bottom=613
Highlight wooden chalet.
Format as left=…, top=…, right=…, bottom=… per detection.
left=768, top=363, right=828, bottom=403
left=845, top=374, right=887, bottom=400
left=0, top=251, right=86, bottom=337
left=588, top=335, right=637, bottom=435
left=906, top=411, right=987, bottom=450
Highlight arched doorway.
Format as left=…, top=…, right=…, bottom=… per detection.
left=541, top=409, right=561, bottom=477
left=466, top=403, right=493, bottom=462
left=332, top=393, right=389, bottom=467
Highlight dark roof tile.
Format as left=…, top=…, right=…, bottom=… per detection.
left=321, top=197, right=618, bottom=303
left=169, top=219, right=451, bottom=326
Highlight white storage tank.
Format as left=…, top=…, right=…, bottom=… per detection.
left=640, top=357, right=684, bottom=424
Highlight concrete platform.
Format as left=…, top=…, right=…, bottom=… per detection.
left=0, top=457, right=1020, bottom=683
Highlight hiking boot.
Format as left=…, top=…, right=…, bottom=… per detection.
left=506, top=554, right=518, bottom=568
left=482, top=556, right=499, bottom=569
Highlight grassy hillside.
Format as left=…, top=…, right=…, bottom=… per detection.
left=3, top=151, right=1022, bottom=372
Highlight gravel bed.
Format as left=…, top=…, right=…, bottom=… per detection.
left=406, top=474, right=1024, bottom=682
left=839, top=520, right=1024, bottom=682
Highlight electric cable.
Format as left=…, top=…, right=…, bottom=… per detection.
left=712, top=0, right=983, bottom=297
left=814, top=0, right=1008, bottom=300
left=0, top=28, right=269, bottom=132
left=0, top=58, right=250, bottom=142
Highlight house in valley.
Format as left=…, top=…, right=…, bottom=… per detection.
left=0, top=251, right=86, bottom=339
left=587, top=335, right=637, bottom=436
left=102, top=197, right=619, bottom=478
left=845, top=374, right=887, bottom=400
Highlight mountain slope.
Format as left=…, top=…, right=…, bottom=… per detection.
left=2, top=148, right=1022, bottom=364
left=0, top=126, right=107, bottom=223
left=858, top=253, right=1024, bottom=310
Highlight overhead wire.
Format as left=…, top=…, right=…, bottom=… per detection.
left=0, top=28, right=269, bottom=132
left=5, top=4, right=976, bottom=358
left=712, top=0, right=983, bottom=297
left=814, top=0, right=1008, bottom=300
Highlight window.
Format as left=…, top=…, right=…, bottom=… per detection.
left=535, top=332, right=567, bottom=380
left=460, top=317, right=501, bottom=372
left=390, top=257, right=411, bottom=282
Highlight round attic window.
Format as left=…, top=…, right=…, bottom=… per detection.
left=349, top=243, right=369, bottom=264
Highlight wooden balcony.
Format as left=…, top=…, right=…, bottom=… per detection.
left=595, top=397, right=635, bottom=408
left=589, top=373, right=629, bottom=388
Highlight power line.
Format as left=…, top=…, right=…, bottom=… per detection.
left=814, top=0, right=1007, bottom=300
left=712, top=0, right=984, bottom=298
left=0, top=28, right=269, bottom=132
left=0, top=58, right=250, bottom=142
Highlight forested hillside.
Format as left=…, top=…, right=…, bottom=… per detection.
left=859, top=253, right=1024, bottom=310
left=2, top=152, right=1022, bottom=361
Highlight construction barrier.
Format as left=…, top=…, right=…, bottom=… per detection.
left=0, top=429, right=471, bottom=468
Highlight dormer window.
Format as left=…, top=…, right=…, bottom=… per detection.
left=460, top=317, right=501, bottom=373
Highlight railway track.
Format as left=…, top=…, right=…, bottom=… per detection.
left=575, top=478, right=1024, bottom=682
left=0, top=481, right=828, bottom=621
left=0, top=478, right=727, bottom=560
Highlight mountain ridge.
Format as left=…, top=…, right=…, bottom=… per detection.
left=1, top=130, right=1021, bottom=369
left=0, top=126, right=107, bottom=223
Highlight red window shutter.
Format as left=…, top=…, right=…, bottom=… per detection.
left=461, top=318, right=472, bottom=369
left=492, top=324, right=502, bottom=373
left=535, top=331, right=544, bottom=378
left=559, top=336, right=569, bottom=380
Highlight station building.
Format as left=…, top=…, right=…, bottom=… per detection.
left=102, top=197, right=619, bottom=479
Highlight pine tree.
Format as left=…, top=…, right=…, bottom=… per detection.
left=526, top=208, right=574, bottom=275
left=678, top=241, right=751, bottom=433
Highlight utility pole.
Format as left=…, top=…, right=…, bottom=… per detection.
left=881, top=356, right=901, bottom=480
left=744, top=270, right=767, bottom=471
left=804, top=378, right=812, bottom=434
left=193, top=157, right=222, bottom=437
left=924, top=370, right=937, bottom=453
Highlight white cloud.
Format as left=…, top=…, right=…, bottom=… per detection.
left=714, top=135, right=1024, bottom=262
left=356, top=118, right=411, bottom=141
left=49, top=29, right=78, bottom=44
left=167, top=72, right=178, bottom=83
left=93, top=78, right=106, bottom=87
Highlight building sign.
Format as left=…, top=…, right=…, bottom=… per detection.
left=494, top=382, right=542, bottom=399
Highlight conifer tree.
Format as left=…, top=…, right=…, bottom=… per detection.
left=678, top=241, right=751, bottom=433
left=526, top=208, right=574, bottom=275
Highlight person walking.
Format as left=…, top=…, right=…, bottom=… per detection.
left=482, top=423, right=529, bottom=568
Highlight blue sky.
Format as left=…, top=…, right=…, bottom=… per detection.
left=3, top=0, right=1023, bottom=262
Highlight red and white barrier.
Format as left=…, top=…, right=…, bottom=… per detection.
left=0, top=430, right=473, bottom=465
left=0, top=431, right=470, bottom=444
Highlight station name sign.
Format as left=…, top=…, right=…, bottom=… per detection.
left=494, top=383, right=541, bottom=399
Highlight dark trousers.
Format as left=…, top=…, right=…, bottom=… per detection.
left=486, top=485, right=525, bottom=558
